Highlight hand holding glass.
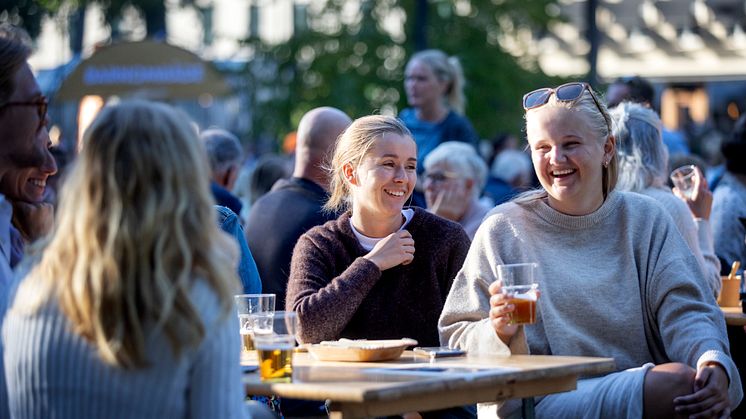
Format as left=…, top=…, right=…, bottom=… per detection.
left=496, top=263, right=539, bottom=325
left=670, top=165, right=697, bottom=199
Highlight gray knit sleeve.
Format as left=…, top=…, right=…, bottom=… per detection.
left=438, top=215, right=524, bottom=355
left=187, top=285, right=249, bottom=419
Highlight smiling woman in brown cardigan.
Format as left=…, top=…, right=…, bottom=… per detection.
left=285, top=115, right=470, bottom=347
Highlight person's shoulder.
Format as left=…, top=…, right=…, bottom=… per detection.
left=482, top=200, right=527, bottom=224
left=399, top=107, right=415, bottom=120
left=300, top=213, right=347, bottom=243
left=410, top=208, right=470, bottom=247
left=618, top=189, right=668, bottom=210
left=713, top=174, right=746, bottom=204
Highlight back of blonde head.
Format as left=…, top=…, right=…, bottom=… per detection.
left=324, top=115, right=412, bottom=213
left=409, top=49, right=466, bottom=114
left=14, top=100, right=238, bottom=368
left=519, top=85, right=617, bottom=203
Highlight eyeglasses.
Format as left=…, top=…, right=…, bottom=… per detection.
left=1, top=96, right=48, bottom=131
left=522, top=82, right=610, bottom=131
left=424, top=171, right=459, bottom=183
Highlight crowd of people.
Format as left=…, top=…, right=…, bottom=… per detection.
left=1, top=22, right=745, bottom=419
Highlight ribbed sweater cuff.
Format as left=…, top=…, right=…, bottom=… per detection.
left=697, top=350, right=743, bottom=408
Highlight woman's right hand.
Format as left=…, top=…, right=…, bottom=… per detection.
left=488, top=280, right=518, bottom=345
left=363, top=230, right=415, bottom=271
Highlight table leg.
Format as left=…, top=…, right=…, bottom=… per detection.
left=521, top=397, right=535, bottom=419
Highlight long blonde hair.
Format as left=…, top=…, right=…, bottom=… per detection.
left=324, top=115, right=412, bottom=213
left=517, top=86, right=617, bottom=204
left=13, top=100, right=239, bottom=368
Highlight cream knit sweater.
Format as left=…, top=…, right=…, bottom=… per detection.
left=439, top=190, right=742, bottom=416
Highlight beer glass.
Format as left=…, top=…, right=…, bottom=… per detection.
left=234, top=294, right=276, bottom=353
left=497, top=263, right=539, bottom=325
left=254, top=311, right=298, bottom=382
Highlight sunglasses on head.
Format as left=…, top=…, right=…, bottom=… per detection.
left=1, top=96, right=48, bottom=131
left=522, top=82, right=610, bottom=130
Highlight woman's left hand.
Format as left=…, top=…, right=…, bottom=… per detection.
left=673, top=363, right=730, bottom=418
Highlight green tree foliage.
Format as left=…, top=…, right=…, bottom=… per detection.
left=2, top=0, right=196, bottom=41
left=245, top=0, right=563, bottom=146
left=0, top=0, right=60, bottom=39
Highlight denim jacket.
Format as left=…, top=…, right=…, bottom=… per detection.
left=216, top=206, right=262, bottom=294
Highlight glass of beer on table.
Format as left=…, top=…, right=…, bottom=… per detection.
left=497, top=263, right=539, bottom=325
left=254, top=311, right=298, bottom=382
left=234, top=294, right=276, bottom=353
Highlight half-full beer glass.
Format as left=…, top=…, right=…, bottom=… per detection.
left=254, top=311, right=298, bottom=382
left=497, top=263, right=539, bottom=325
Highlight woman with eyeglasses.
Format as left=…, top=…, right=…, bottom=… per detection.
left=439, top=82, right=741, bottom=418
left=286, top=115, right=470, bottom=348
left=0, top=24, right=57, bottom=265
left=423, top=141, right=492, bottom=240
left=610, top=102, right=721, bottom=299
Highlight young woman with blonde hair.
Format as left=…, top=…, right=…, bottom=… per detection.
left=3, top=101, right=251, bottom=418
left=286, top=115, right=470, bottom=348
left=439, top=82, right=741, bottom=418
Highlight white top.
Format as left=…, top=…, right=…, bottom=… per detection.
left=350, top=208, right=415, bottom=251
left=439, top=190, right=742, bottom=417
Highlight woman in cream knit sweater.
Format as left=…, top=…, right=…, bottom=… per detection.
left=439, top=82, right=741, bottom=419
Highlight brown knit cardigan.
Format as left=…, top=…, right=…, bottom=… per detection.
left=286, top=207, right=471, bottom=346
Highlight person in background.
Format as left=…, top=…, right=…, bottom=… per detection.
left=0, top=25, right=57, bottom=267
left=400, top=49, right=479, bottom=207
left=484, top=149, right=534, bottom=206
left=606, top=75, right=690, bottom=157
left=611, top=102, right=721, bottom=298
left=201, top=128, right=244, bottom=215
left=200, top=129, right=262, bottom=293
left=711, top=114, right=746, bottom=275
left=423, top=141, right=491, bottom=240
left=246, top=107, right=350, bottom=308
left=440, top=82, right=741, bottom=418
left=216, top=205, right=261, bottom=294
left=248, top=154, right=289, bottom=207
left=286, top=115, right=470, bottom=348
left=2, top=100, right=267, bottom=419
left=0, top=24, right=54, bottom=416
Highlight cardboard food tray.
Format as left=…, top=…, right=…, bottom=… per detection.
left=305, top=338, right=418, bottom=362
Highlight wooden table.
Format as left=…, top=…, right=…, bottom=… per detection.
left=722, top=306, right=746, bottom=326
left=243, top=351, right=615, bottom=419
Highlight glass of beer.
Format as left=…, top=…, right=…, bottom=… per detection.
left=234, top=294, right=276, bottom=353
left=497, top=263, right=539, bottom=325
left=502, top=284, right=539, bottom=324
left=254, top=311, right=298, bottom=382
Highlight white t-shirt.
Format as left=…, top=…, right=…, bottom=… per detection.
left=350, top=208, right=415, bottom=251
